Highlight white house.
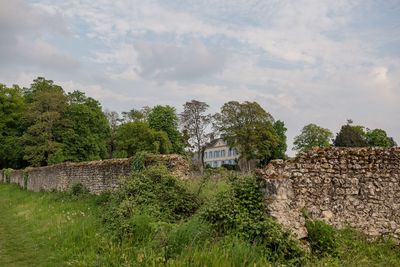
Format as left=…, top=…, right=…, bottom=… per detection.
left=203, top=138, right=239, bottom=168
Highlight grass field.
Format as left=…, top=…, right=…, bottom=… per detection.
left=1, top=181, right=400, bottom=267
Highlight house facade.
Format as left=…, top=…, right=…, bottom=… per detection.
left=203, top=138, right=239, bottom=168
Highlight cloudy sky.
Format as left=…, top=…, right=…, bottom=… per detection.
left=1, top=0, right=399, bottom=153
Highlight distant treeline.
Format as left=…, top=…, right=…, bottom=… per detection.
left=0, top=77, right=396, bottom=169
left=0, top=77, right=287, bottom=169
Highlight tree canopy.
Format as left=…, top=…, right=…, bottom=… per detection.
left=148, top=105, right=183, bottom=154
left=0, top=84, right=26, bottom=169
left=180, top=100, right=212, bottom=166
left=334, top=120, right=396, bottom=148
left=213, top=101, right=286, bottom=169
left=293, top=124, right=333, bottom=152
left=115, top=121, right=172, bottom=157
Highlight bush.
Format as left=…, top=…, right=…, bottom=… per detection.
left=23, top=171, right=29, bottom=190
left=201, top=174, right=305, bottom=265
left=70, top=183, right=90, bottom=197
left=221, top=164, right=240, bottom=171
left=305, top=219, right=338, bottom=257
left=131, top=151, right=148, bottom=172
left=4, top=168, right=13, bottom=184
left=102, top=164, right=201, bottom=239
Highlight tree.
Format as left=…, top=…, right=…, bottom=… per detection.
left=121, top=106, right=151, bottom=123
left=0, top=84, right=26, bottom=169
left=272, top=120, right=288, bottom=159
left=115, top=121, right=172, bottom=157
left=148, top=105, right=183, bottom=154
left=365, top=128, right=397, bottom=147
left=55, top=91, right=110, bottom=162
left=22, top=77, right=66, bottom=166
left=333, top=120, right=367, bottom=147
left=293, top=123, right=333, bottom=152
left=180, top=100, right=212, bottom=167
left=105, top=110, right=120, bottom=158
left=213, top=101, right=284, bottom=170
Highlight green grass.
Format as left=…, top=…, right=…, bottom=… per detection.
left=1, top=183, right=400, bottom=266
left=0, top=184, right=119, bottom=266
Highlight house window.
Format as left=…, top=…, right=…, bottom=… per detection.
left=232, top=149, right=237, bottom=156
left=228, top=148, right=232, bottom=156
left=214, top=151, right=220, bottom=158
left=221, top=150, right=225, bottom=157
left=213, top=161, right=218, bottom=167
left=209, top=151, right=212, bottom=158
left=204, top=153, right=207, bottom=159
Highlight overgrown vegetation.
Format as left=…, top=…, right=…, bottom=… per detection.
left=1, top=166, right=400, bottom=266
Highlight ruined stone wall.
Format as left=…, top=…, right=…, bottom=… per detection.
left=256, top=147, right=400, bottom=239
left=2, top=154, right=189, bottom=194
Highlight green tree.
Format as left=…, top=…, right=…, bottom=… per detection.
left=55, top=91, right=110, bottom=162
left=121, top=106, right=151, bottom=123
left=333, top=120, right=367, bottom=147
left=214, top=101, right=285, bottom=170
left=105, top=110, right=120, bottom=158
left=272, top=120, right=288, bottom=160
left=366, top=128, right=396, bottom=147
left=180, top=100, right=212, bottom=168
left=293, top=123, right=333, bottom=152
left=22, top=77, right=66, bottom=166
left=148, top=105, right=183, bottom=154
left=0, top=84, right=26, bottom=169
left=115, top=121, right=172, bottom=157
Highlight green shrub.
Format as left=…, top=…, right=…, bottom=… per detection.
left=102, top=164, right=201, bottom=239
left=131, top=151, right=148, bottom=172
left=70, top=183, right=90, bottom=197
left=201, top=174, right=305, bottom=265
left=94, top=191, right=112, bottom=206
left=23, top=171, right=29, bottom=190
left=4, top=168, right=13, bottom=184
left=305, top=219, right=338, bottom=257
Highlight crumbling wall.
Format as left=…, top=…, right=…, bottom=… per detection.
left=3, top=154, right=189, bottom=194
left=256, top=147, right=400, bottom=239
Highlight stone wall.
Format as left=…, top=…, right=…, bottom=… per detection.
left=256, top=147, right=400, bottom=239
left=2, top=154, right=189, bottom=194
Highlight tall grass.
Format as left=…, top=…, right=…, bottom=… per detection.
left=1, top=176, right=400, bottom=266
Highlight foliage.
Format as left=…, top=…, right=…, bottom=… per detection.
left=366, top=128, right=397, bottom=147
left=2, top=182, right=400, bottom=266
left=293, top=123, right=333, bottom=152
left=213, top=101, right=286, bottom=170
left=305, top=219, right=338, bottom=257
left=148, top=105, right=184, bottom=154
left=70, top=183, right=90, bottom=197
left=121, top=106, right=151, bottom=123
left=55, top=91, right=110, bottom=162
left=4, top=168, right=13, bottom=183
left=115, top=121, right=172, bottom=157
left=102, top=164, right=201, bottom=239
left=271, top=120, right=288, bottom=160
left=180, top=100, right=212, bottom=166
left=104, top=110, right=120, bottom=158
left=201, top=174, right=305, bottom=264
left=334, top=120, right=397, bottom=148
left=130, top=151, right=148, bottom=172
left=165, top=217, right=212, bottom=258
left=23, top=170, right=29, bottom=190
left=333, top=120, right=368, bottom=147
left=0, top=84, right=26, bottom=169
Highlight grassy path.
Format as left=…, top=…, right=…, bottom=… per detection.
left=0, top=184, right=103, bottom=267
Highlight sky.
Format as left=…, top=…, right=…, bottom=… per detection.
left=1, top=0, right=399, bottom=154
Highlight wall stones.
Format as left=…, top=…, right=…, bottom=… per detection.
left=3, top=154, right=189, bottom=194
left=256, top=147, right=400, bottom=239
